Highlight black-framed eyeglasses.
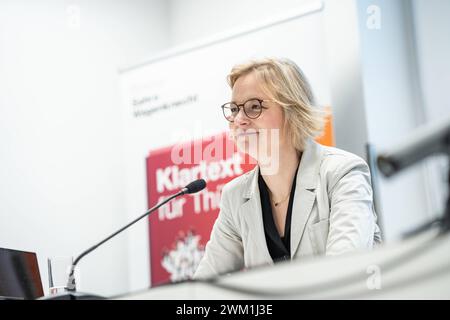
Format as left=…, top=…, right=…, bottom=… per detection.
left=221, top=98, right=269, bottom=122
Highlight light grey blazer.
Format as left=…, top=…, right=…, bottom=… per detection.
left=194, top=139, right=382, bottom=279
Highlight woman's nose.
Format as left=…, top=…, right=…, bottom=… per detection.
left=233, top=107, right=249, bottom=125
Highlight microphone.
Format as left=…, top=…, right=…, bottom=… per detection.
left=181, top=179, right=207, bottom=195
left=66, top=179, right=207, bottom=292
left=377, top=116, right=450, bottom=178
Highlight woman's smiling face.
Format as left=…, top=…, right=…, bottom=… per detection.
left=230, top=71, right=287, bottom=160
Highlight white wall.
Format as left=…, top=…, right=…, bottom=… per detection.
left=412, top=0, right=450, bottom=122
left=412, top=0, right=450, bottom=217
left=0, top=0, right=169, bottom=297
left=354, top=0, right=431, bottom=240
left=353, top=0, right=450, bottom=239
left=168, top=0, right=317, bottom=46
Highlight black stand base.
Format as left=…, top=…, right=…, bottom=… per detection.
left=38, top=292, right=106, bottom=300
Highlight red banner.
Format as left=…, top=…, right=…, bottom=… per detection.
left=146, top=132, right=255, bottom=286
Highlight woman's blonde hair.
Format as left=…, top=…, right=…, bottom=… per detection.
left=228, top=58, right=325, bottom=151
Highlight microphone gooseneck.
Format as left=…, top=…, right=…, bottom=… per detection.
left=66, top=179, right=207, bottom=291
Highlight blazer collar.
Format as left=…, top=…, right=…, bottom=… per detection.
left=240, top=139, right=323, bottom=261
left=242, top=139, right=322, bottom=199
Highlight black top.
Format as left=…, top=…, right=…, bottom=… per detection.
left=258, top=165, right=299, bottom=263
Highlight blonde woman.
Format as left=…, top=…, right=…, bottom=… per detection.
left=194, top=58, right=382, bottom=279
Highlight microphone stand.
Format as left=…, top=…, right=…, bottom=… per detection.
left=40, top=189, right=187, bottom=300
left=40, top=178, right=207, bottom=301
left=66, top=189, right=185, bottom=293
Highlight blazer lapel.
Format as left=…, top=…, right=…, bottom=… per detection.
left=290, top=140, right=323, bottom=258
left=239, top=166, right=273, bottom=265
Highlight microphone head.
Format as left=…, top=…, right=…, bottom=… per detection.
left=183, top=179, right=206, bottom=194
